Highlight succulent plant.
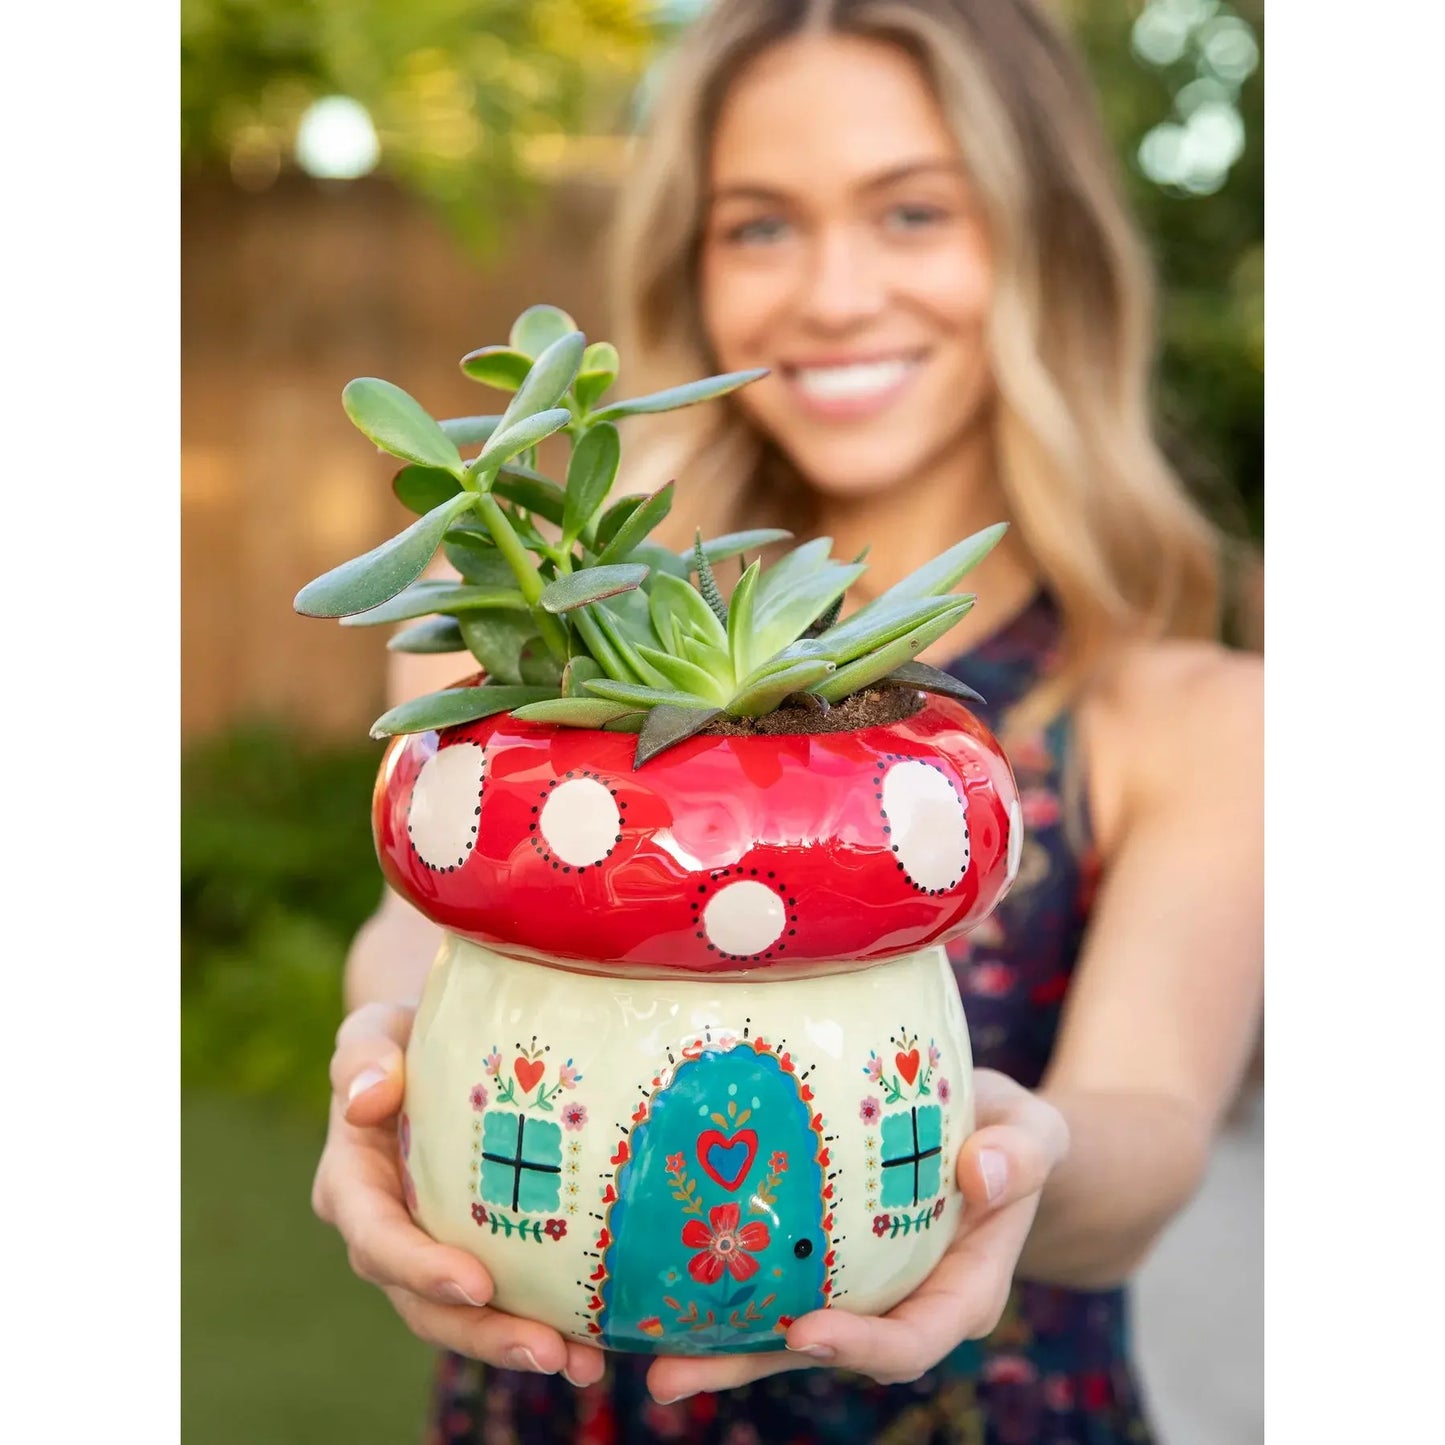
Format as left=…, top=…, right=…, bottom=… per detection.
left=294, top=304, right=1004, bottom=766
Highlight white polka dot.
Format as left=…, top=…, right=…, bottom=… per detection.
left=408, top=743, right=486, bottom=870
left=703, top=880, right=785, bottom=957
left=1006, top=795, right=1024, bottom=886
left=883, top=760, right=970, bottom=893
left=539, top=777, right=620, bottom=867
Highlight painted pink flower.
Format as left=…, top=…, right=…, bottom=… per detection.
left=863, top=1052, right=884, bottom=1082
left=683, top=1202, right=770, bottom=1283
left=769, top=1151, right=789, bottom=1174
left=927, top=1041, right=942, bottom=1068
left=469, top=1083, right=489, bottom=1112
left=471, top=1202, right=488, bottom=1226
left=872, top=1213, right=891, bottom=1237
left=562, top=1101, right=588, bottom=1131
left=938, top=1077, right=952, bottom=1104
left=559, top=1059, right=583, bottom=1089
left=544, top=1218, right=567, bottom=1240
left=859, top=1096, right=882, bottom=1124
left=483, top=1049, right=502, bottom=1077
left=666, top=1152, right=685, bottom=1174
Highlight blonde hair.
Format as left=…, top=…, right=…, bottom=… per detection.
left=607, top=0, right=1233, bottom=733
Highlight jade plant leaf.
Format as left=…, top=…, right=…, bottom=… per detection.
left=562, top=422, right=621, bottom=543
left=573, top=341, right=620, bottom=412
left=594, top=482, right=673, bottom=562
left=339, top=580, right=530, bottom=627
left=458, top=611, right=541, bottom=686
left=499, top=331, right=586, bottom=434
left=393, top=465, right=462, bottom=516
left=690, top=528, right=794, bottom=568
left=628, top=541, right=690, bottom=581
left=634, top=704, right=724, bottom=768
left=584, top=678, right=713, bottom=710
left=511, top=697, right=637, bottom=727
left=491, top=471, right=567, bottom=526
left=590, top=368, right=767, bottom=423
left=370, top=685, right=556, bottom=739
left=387, top=616, right=466, bottom=653
left=475, top=407, right=572, bottom=472
left=442, top=530, right=517, bottom=587
left=560, top=655, right=604, bottom=697
left=509, top=304, right=578, bottom=359
left=539, top=564, right=649, bottom=614
left=439, top=415, right=503, bottom=446
left=294, top=492, right=476, bottom=618
left=459, top=347, right=532, bottom=391
left=342, top=378, right=466, bottom=474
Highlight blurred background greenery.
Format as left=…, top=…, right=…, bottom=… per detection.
left=180, top=2, right=1261, bottom=1440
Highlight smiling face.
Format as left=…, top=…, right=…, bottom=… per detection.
left=699, top=33, right=995, bottom=502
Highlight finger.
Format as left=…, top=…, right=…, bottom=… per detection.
left=562, top=1340, right=608, bottom=1388
left=386, top=1288, right=574, bottom=1374
left=957, top=1072, right=1069, bottom=1216
left=646, top=1346, right=808, bottom=1402
left=328, top=1159, right=495, bottom=1308
left=330, top=1022, right=411, bottom=1126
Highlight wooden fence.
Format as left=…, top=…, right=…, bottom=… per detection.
left=181, top=171, right=615, bottom=740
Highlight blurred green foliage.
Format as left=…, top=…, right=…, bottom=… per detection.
left=182, top=726, right=383, bottom=1113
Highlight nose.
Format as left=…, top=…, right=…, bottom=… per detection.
left=796, top=223, right=887, bottom=334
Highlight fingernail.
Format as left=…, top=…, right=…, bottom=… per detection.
left=438, top=1281, right=486, bottom=1307
left=654, top=1393, right=693, bottom=1405
left=786, top=1343, right=836, bottom=1360
left=561, top=1369, right=584, bottom=1388
left=980, top=1147, right=1009, bottom=1203
left=346, top=1065, right=388, bottom=1104
left=507, top=1347, right=554, bottom=1374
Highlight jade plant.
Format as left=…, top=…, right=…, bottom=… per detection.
left=294, top=304, right=1002, bottom=766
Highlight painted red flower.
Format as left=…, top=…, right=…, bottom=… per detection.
left=638, top=1317, right=664, bottom=1337
left=471, top=1202, right=488, bottom=1226
left=682, top=1202, right=770, bottom=1283
left=933, top=1198, right=946, bottom=1220
left=666, top=1152, right=685, bottom=1174
left=872, top=1213, right=891, bottom=1236
left=769, top=1151, right=789, bottom=1173
left=544, top=1218, right=567, bottom=1240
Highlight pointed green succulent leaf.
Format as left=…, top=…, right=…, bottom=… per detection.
left=491, top=471, right=567, bottom=526
left=511, top=697, right=639, bottom=727
left=594, top=493, right=645, bottom=548
left=572, top=341, right=620, bottom=412
left=590, top=368, right=768, bottom=423
left=594, top=482, right=675, bottom=564
left=439, top=415, right=504, bottom=447
left=634, top=704, right=724, bottom=767
left=728, top=659, right=837, bottom=717
left=680, top=632, right=730, bottom=677
left=649, top=572, right=728, bottom=655
left=294, top=492, right=476, bottom=618
left=688, top=528, right=793, bottom=568
left=540, top=564, right=649, bottom=614
left=393, top=464, right=462, bottom=516
left=634, top=644, right=730, bottom=705
left=591, top=604, right=671, bottom=689
left=726, top=558, right=762, bottom=681
left=498, top=331, right=586, bottom=433
left=629, top=541, right=690, bottom=582
left=458, top=611, right=541, bottom=685
left=459, top=347, right=532, bottom=391
left=807, top=594, right=978, bottom=666
left=583, top=679, right=710, bottom=710
left=693, top=534, right=729, bottom=625
left=509, top=304, right=578, bottom=359
left=343, top=378, right=466, bottom=475
left=751, top=563, right=866, bottom=663
left=845, top=524, right=1007, bottom=629
left=563, top=423, right=621, bottom=543
left=561, top=655, right=604, bottom=697
left=811, top=599, right=975, bottom=703
left=570, top=605, right=636, bottom=684
left=752, top=537, right=835, bottom=615
left=606, top=713, right=648, bottom=734
left=475, top=407, right=572, bottom=471
left=600, top=585, right=662, bottom=648
left=340, top=580, right=530, bottom=627
left=370, top=685, right=556, bottom=739
left=878, top=661, right=986, bottom=707
left=387, top=616, right=467, bottom=654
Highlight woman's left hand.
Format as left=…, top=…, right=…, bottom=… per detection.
left=645, top=1069, right=1069, bottom=1403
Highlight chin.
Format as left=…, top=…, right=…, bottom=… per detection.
left=782, top=434, right=945, bottom=504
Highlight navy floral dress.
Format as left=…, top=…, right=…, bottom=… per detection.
left=425, top=592, right=1155, bottom=1445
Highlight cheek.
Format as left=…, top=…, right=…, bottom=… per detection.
left=906, top=230, right=994, bottom=334
left=700, top=248, right=796, bottom=367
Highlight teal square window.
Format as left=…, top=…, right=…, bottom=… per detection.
left=880, top=1105, right=943, bottom=1207
left=479, top=1111, right=562, bottom=1212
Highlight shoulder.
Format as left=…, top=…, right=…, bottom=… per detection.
left=1077, top=639, right=1262, bottom=851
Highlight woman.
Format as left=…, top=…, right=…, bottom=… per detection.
left=311, top=2, right=1263, bottom=1440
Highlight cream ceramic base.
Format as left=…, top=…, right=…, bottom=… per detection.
left=403, top=938, right=974, bottom=1354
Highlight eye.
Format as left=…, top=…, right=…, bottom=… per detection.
left=724, top=214, right=792, bottom=246
left=883, top=203, right=948, bottom=233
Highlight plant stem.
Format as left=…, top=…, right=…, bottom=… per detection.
left=475, top=494, right=570, bottom=664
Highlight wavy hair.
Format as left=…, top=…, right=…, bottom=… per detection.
left=607, top=0, right=1238, bottom=732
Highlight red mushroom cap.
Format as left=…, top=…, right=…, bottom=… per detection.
left=373, top=694, right=1022, bottom=976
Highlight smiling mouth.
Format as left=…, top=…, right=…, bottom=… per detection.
left=782, top=352, right=926, bottom=406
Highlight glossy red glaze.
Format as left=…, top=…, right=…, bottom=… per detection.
left=373, top=695, right=1020, bottom=975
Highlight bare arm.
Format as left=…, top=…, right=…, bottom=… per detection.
left=1023, top=646, right=1264, bottom=1287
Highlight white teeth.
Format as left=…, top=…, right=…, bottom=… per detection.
left=792, top=358, right=914, bottom=401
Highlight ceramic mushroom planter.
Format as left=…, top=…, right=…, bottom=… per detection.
left=378, top=693, right=1022, bottom=1355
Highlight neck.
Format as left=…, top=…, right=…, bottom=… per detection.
left=808, top=427, right=1042, bottom=661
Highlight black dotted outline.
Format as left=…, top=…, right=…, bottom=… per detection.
left=876, top=752, right=971, bottom=896
left=688, top=866, right=797, bottom=961
left=407, top=741, right=486, bottom=874
left=526, top=769, right=627, bottom=875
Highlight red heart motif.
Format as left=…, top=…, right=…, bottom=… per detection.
left=696, top=1128, right=758, bottom=1191
left=601, top=1184, right=617, bottom=1204
left=896, top=1049, right=921, bottom=1085
left=610, top=1142, right=629, bottom=1166
left=514, top=1057, right=546, bottom=1093
left=589, top=1263, right=606, bottom=1281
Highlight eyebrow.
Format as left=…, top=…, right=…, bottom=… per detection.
left=709, top=159, right=966, bottom=205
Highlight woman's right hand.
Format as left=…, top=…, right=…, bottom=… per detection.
left=312, top=1001, right=607, bottom=1386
